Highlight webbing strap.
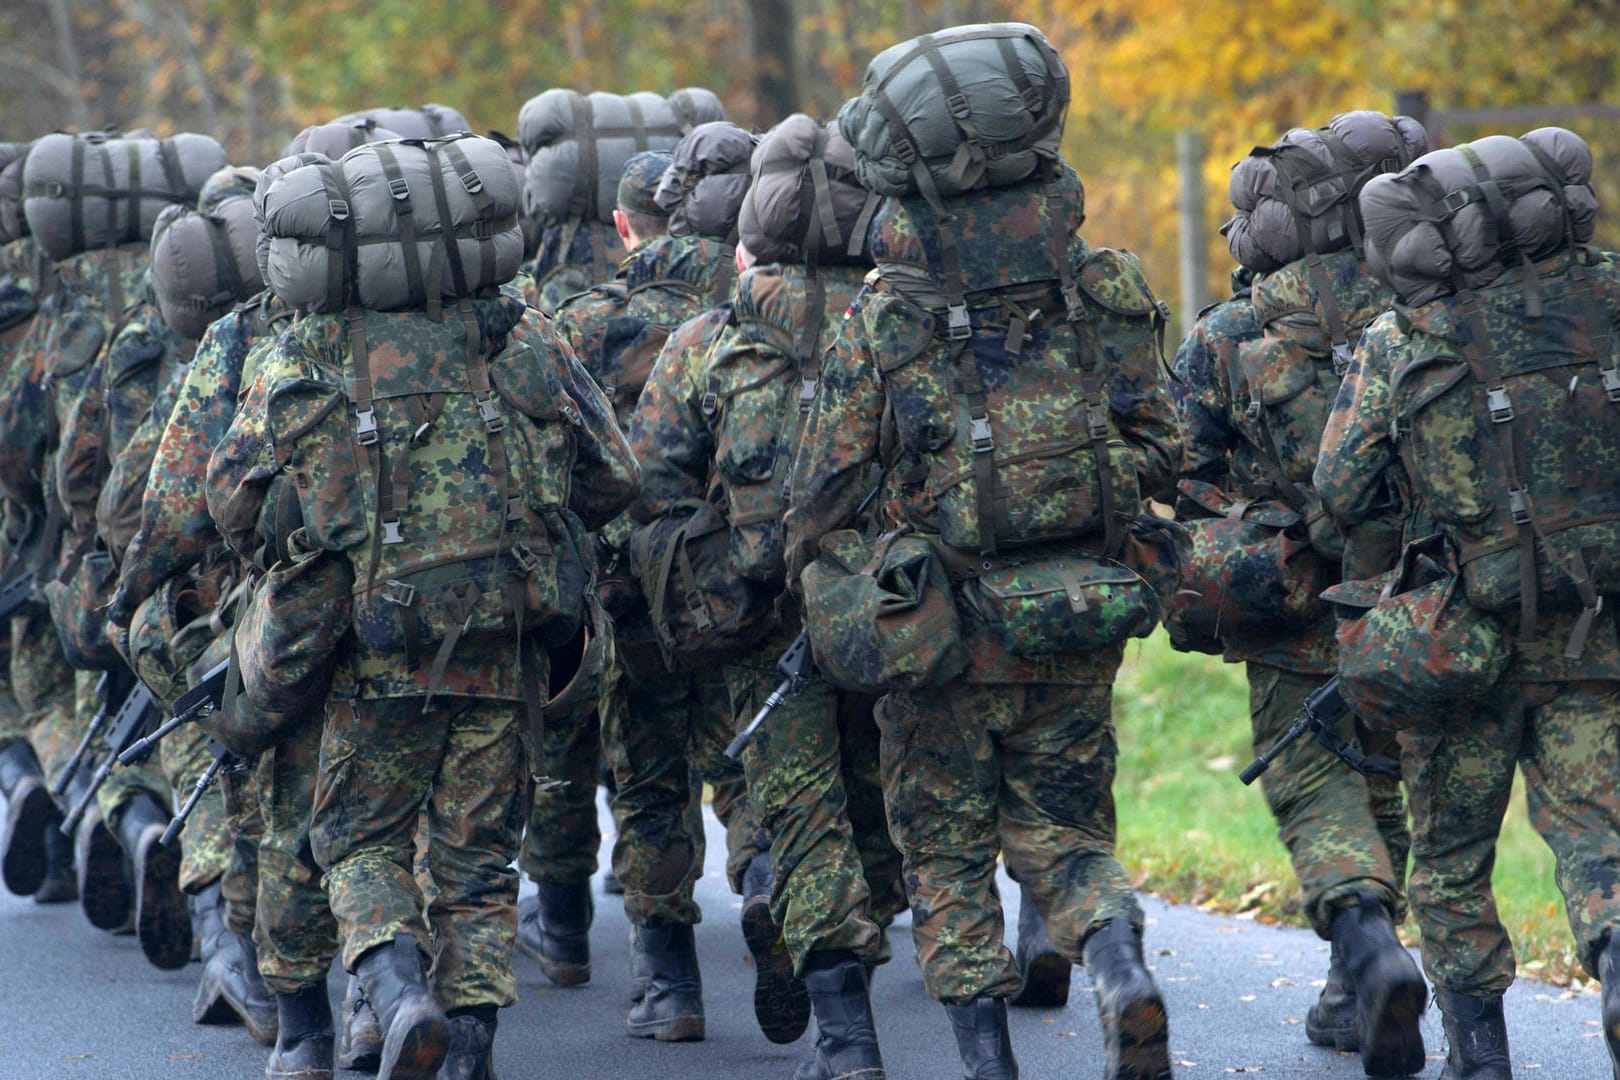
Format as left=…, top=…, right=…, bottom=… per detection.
left=316, top=163, right=355, bottom=312
left=424, top=142, right=471, bottom=300
left=372, top=144, right=429, bottom=315
left=709, top=226, right=740, bottom=304
left=626, top=95, right=649, bottom=151
left=421, top=582, right=476, bottom=711
left=347, top=310, right=385, bottom=589
left=69, top=137, right=85, bottom=258
left=570, top=94, right=600, bottom=223
left=125, top=142, right=142, bottom=245
left=917, top=36, right=983, bottom=149
left=204, top=211, right=246, bottom=311
left=1459, top=144, right=1543, bottom=317
left=1267, top=148, right=1356, bottom=370
left=440, top=138, right=498, bottom=292
left=951, top=338, right=1003, bottom=556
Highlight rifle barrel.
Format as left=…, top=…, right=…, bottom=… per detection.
left=725, top=678, right=792, bottom=760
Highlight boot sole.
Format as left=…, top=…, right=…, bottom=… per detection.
left=538, top=954, right=591, bottom=988
left=2, top=778, right=52, bottom=896
left=33, top=871, right=78, bottom=904
left=265, top=1036, right=337, bottom=1080
left=625, top=1014, right=706, bottom=1042
left=742, top=897, right=810, bottom=1044
left=1010, top=950, right=1073, bottom=1009
left=378, top=1004, right=450, bottom=1080
left=1101, top=987, right=1172, bottom=1080
left=136, top=835, right=192, bottom=970
left=79, top=817, right=132, bottom=931
left=1304, top=1009, right=1359, bottom=1052
left=192, top=966, right=281, bottom=1048
left=1358, top=964, right=1426, bottom=1077
left=336, top=992, right=384, bottom=1071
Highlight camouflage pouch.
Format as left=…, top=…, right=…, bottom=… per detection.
left=543, top=589, right=616, bottom=728
left=235, top=543, right=353, bottom=715
left=125, top=562, right=240, bottom=709
left=1164, top=479, right=1335, bottom=655
left=43, top=538, right=122, bottom=670
left=1326, top=533, right=1510, bottom=731
left=631, top=498, right=777, bottom=663
left=963, top=552, right=1160, bottom=657
left=800, top=529, right=967, bottom=693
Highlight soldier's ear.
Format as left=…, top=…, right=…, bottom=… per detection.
left=612, top=209, right=632, bottom=245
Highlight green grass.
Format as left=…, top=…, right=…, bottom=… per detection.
left=1111, top=630, right=1586, bottom=987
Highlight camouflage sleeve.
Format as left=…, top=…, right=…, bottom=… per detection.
left=522, top=317, right=639, bottom=531
left=54, top=354, right=107, bottom=539
left=113, top=316, right=249, bottom=622
left=0, top=313, right=53, bottom=514
left=204, top=357, right=280, bottom=564
left=1169, top=307, right=1240, bottom=487
left=1314, top=311, right=1403, bottom=531
left=626, top=318, right=717, bottom=524
left=783, top=287, right=886, bottom=584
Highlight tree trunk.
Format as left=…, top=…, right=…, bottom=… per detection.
left=750, top=0, right=798, bottom=124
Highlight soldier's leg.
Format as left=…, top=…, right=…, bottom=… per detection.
left=837, top=692, right=906, bottom=934
left=14, top=608, right=78, bottom=786
left=159, top=720, right=231, bottom=894
left=873, top=683, right=1015, bottom=1002
left=257, top=715, right=340, bottom=994
left=0, top=622, right=60, bottom=899
left=1518, top=680, right=1620, bottom=978
left=1249, top=665, right=1401, bottom=934
left=687, top=665, right=757, bottom=895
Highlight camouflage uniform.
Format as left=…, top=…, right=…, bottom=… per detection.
left=630, top=261, right=906, bottom=971
left=524, top=220, right=627, bottom=315
left=1317, top=277, right=1620, bottom=994
left=209, top=291, right=638, bottom=1010
left=0, top=236, right=41, bottom=752
left=784, top=214, right=1182, bottom=1003
left=552, top=234, right=760, bottom=925
left=1170, top=259, right=1410, bottom=937
left=116, top=293, right=312, bottom=979
left=0, top=246, right=146, bottom=798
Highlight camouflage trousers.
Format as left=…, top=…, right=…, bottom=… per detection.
left=1399, top=677, right=1620, bottom=994
left=0, top=632, right=26, bottom=748
left=10, top=607, right=78, bottom=788
left=220, top=767, right=261, bottom=940
left=1249, top=665, right=1410, bottom=936
left=726, top=640, right=906, bottom=974
left=312, top=696, right=528, bottom=1010
left=874, top=680, right=1143, bottom=1005
left=254, top=711, right=339, bottom=994
left=601, top=639, right=761, bottom=927
left=519, top=703, right=602, bottom=887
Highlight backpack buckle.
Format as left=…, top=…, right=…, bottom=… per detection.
left=1245, top=398, right=1262, bottom=421
left=1086, top=402, right=1112, bottom=442
left=945, top=93, right=972, bottom=121
left=1509, top=487, right=1532, bottom=524
left=1441, top=189, right=1473, bottom=216
left=684, top=589, right=713, bottom=633
left=380, top=579, right=417, bottom=607
left=1486, top=386, right=1514, bottom=423
left=477, top=396, right=505, bottom=433
left=328, top=198, right=350, bottom=221
left=1331, top=341, right=1353, bottom=376
left=355, top=409, right=379, bottom=445
left=459, top=169, right=483, bottom=194
left=381, top=518, right=404, bottom=545
left=894, top=138, right=917, bottom=166
left=700, top=391, right=718, bottom=418
left=947, top=305, right=972, bottom=340
left=1602, top=365, right=1620, bottom=402
left=387, top=177, right=410, bottom=201
left=798, top=378, right=817, bottom=412
left=507, top=496, right=525, bottom=522
left=1020, top=85, right=1044, bottom=112
left=970, top=416, right=994, bottom=453
left=512, top=542, right=541, bottom=574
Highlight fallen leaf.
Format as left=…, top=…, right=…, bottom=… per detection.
left=1239, top=994, right=1256, bottom=1002
left=1174, top=1061, right=1199, bottom=1068
left=1206, top=754, right=1236, bottom=771
left=168, top=1053, right=204, bottom=1061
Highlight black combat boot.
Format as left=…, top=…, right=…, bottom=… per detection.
left=1329, top=891, right=1425, bottom=1076
left=1305, top=938, right=1359, bottom=1050
left=192, top=884, right=278, bottom=1046
left=516, top=880, right=592, bottom=987
left=1008, top=886, right=1071, bottom=1008
left=115, top=790, right=191, bottom=969
left=74, top=802, right=132, bottom=931
left=1434, top=989, right=1511, bottom=1080
left=796, top=952, right=885, bottom=1080
left=1081, top=919, right=1172, bottom=1080
left=354, top=934, right=450, bottom=1080
left=438, top=1006, right=499, bottom=1080
left=0, top=740, right=53, bottom=896
left=741, top=851, right=809, bottom=1044
left=1598, top=933, right=1620, bottom=1080
left=625, top=922, right=705, bottom=1041
left=34, top=823, right=77, bottom=903
left=336, top=974, right=385, bottom=1072
left=265, top=982, right=335, bottom=1080
left=944, top=997, right=1018, bottom=1079
left=627, top=924, right=651, bottom=1004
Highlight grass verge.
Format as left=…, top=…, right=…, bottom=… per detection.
left=1112, top=630, right=1586, bottom=987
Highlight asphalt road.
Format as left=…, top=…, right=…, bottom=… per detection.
left=0, top=796, right=1608, bottom=1079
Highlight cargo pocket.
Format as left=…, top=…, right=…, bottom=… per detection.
left=267, top=374, right=368, bottom=552
left=867, top=291, right=954, bottom=454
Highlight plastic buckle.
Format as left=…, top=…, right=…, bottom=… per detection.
left=947, top=304, right=972, bottom=341
left=1063, top=286, right=1087, bottom=325
left=1020, top=85, right=1044, bottom=112
left=700, top=391, right=719, bottom=417
left=1331, top=341, right=1353, bottom=376
left=1245, top=399, right=1262, bottom=421
left=685, top=591, right=713, bottom=632
left=381, top=518, right=404, bottom=545
left=471, top=219, right=495, bottom=239
left=970, top=416, right=994, bottom=453
left=1602, top=366, right=1620, bottom=402
left=387, top=177, right=410, bottom=201
left=355, top=409, right=379, bottom=445
left=1487, top=386, right=1514, bottom=423
left=946, top=93, right=972, bottom=121
left=328, top=198, right=350, bottom=221
left=1086, top=402, right=1112, bottom=441
left=459, top=169, right=483, bottom=194
left=507, top=495, right=525, bottom=522
left=1509, top=488, right=1532, bottom=524
left=477, top=396, right=505, bottom=433
left=894, top=138, right=917, bottom=166
left=1442, top=189, right=1472, bottom=215
left=798, top=378, right=817, bottom=412
left=381, top=579, right=417, bottom=606
left=512, top=542, right=541, bottom=574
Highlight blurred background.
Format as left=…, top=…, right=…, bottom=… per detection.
left=3, top=0, right=1619, bottom=334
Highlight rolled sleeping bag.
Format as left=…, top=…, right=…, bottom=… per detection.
left=258, top=133, right=524, bottom=313
left=655, top=121, right=756, bottom=241
left=838, top=22, right=1069, bottom=199
left=1223, top=111, right=1429, bottom=272
left=329, top=104, right=471, bottom=141
left=0, top=146, right=29, bottom=244
left=740, top=113, right=876, bottom=266
left=281, top=119, right=404, bottom=161
left=150, top=195, right=264, bottom=339
left=22, top=132, right=229, bottom=260
left=1359, top=127, right=1597, bottom=305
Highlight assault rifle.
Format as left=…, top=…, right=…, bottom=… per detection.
left=1240, top=676, right=1400, bottom=785
left=161, top=736, right=245, bottom=848
left=52, top=668, right=126, bottom=798
left=60, top=672, right=158, bottom=835
left=118, top=660, right=229, bottom=766
left=725, top=630, right=814, bottom=760
left=0, top=564, right=36, bottom=621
